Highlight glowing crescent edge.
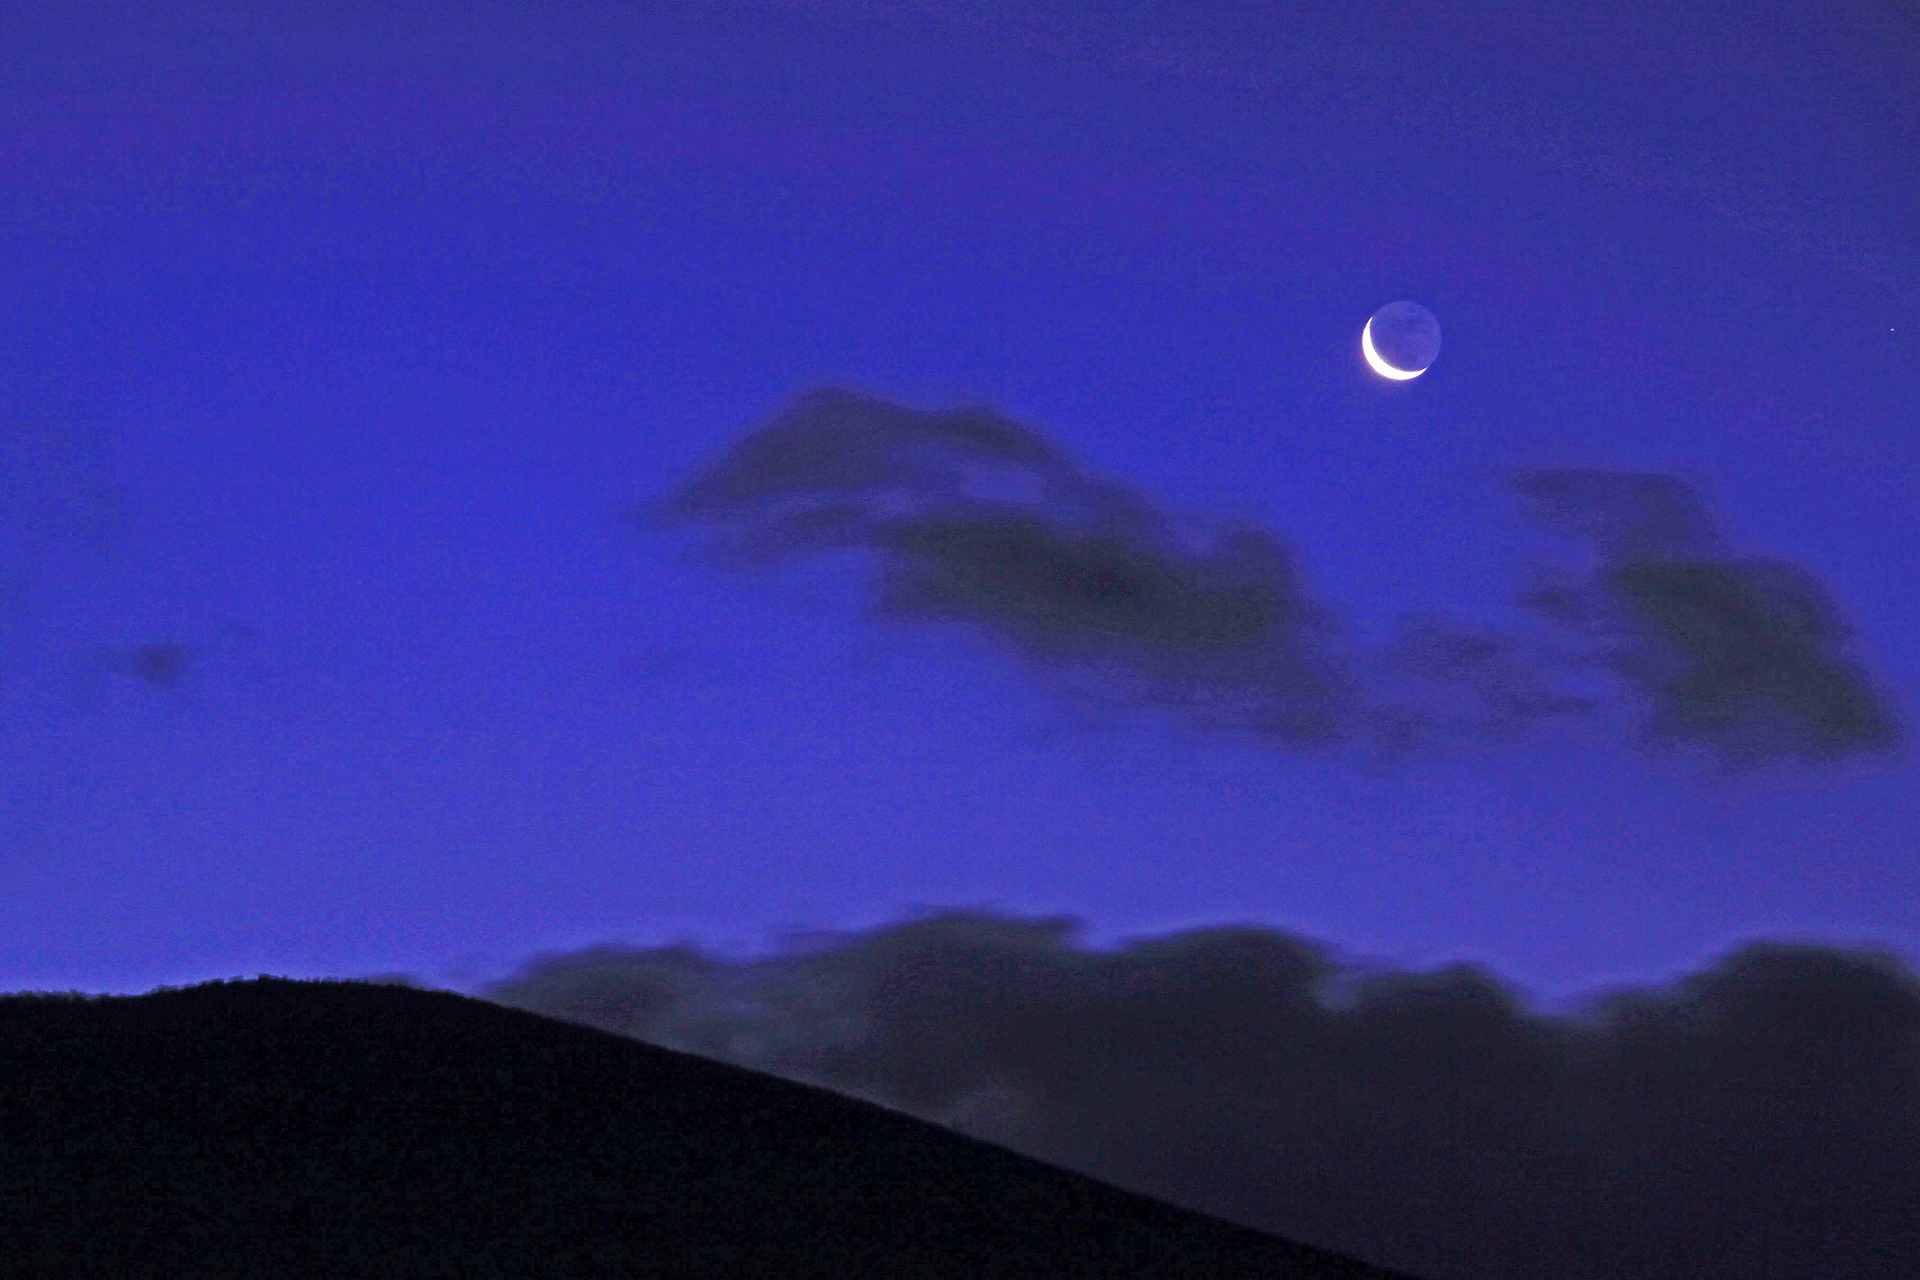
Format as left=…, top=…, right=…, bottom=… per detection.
left=1362, top=317, right=1425, bottom=380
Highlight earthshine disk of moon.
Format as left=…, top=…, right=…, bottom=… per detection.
left=1362, top=301, right=1441, bottom=379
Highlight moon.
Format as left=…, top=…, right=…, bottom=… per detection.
left=1361, top=301, right=1441, bottom=380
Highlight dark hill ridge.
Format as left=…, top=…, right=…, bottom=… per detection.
left=0, top=977, right=1433, bottom=1279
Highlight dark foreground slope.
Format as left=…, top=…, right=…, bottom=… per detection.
left=0, top=977, right=1431, bottom=1279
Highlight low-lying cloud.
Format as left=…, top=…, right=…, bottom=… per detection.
left=631, top=385, right=1907, bottom=781
left=451, top=906, right=1920, bottom=1280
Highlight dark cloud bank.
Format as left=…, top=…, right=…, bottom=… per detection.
left=410, top=385, right=1920, bottom=1279
left=445, top=908, right=1920, bottom=1280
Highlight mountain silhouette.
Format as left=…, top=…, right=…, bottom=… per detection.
left=1, top=976, right=1433, bottom=1278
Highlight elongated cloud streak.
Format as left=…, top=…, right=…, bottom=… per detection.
left=634, top=386, right=1906, bottom=780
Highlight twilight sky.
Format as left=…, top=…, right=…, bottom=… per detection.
left=4, top=4, right=1920, bottom=1270
left=6, top=0, right=1918, bottom=1004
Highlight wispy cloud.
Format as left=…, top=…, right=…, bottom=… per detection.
left=633, top=385, right=1907, bottom=782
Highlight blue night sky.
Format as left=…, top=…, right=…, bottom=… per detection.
left=3, top=0, right=1916, bottom=1016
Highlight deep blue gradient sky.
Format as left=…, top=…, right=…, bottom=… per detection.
left=3, top=0, right=1915, bottom=1014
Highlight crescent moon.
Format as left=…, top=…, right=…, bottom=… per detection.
left=1362, top=317, right=1425, bottom=380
